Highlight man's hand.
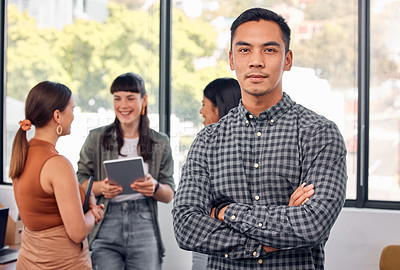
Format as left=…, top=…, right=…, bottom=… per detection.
left=210, top=205, right=229, bottom=222
left=262, top=246, right=278, bottom=253
left=289, top=182, right=314, bottom=206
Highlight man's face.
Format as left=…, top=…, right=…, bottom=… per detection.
left=229, top=20, right=292, bottom=98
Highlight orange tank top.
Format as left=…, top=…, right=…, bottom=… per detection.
left=13, top=139, right=85, bottom=231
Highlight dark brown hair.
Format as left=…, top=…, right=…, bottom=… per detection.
left=203, top=77, right=241, bottom=118
left=9, top=81, right=72, bottom=179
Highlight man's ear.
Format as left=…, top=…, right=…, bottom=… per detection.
left=229, top=50, right=235, bottom=71
left=284, top=50, right=293, bottom=71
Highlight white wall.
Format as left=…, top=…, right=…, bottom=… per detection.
left=2, top=185, right=399, bottom=269
left=325, top=207, right=400, bottom=270
left=158, top=202, right=192, bottom=269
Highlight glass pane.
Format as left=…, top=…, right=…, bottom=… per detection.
left=369, top=0, right=400, bottom=201
left=4, top=0, right=160, bottom=183
left=171, top=0, right=358, bottom=200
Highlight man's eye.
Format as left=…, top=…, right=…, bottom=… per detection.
left=264, top=48, right=276, bottom=53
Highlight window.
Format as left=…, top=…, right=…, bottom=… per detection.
left=2, top=0, right=400, bottom=209
left=170, top=0, right=358, bottom=201
left=369, top=0, right=400, bottom=202
left=3, top=0, right=160, bottom=183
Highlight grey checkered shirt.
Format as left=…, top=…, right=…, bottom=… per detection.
left=172, top=93, right=347, bottom=269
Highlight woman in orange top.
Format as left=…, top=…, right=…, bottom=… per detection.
left=9, top=81, right=104, bottom=270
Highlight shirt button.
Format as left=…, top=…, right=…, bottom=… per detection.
left=258, top=223, right=263, bottom=227
left=258, top=259, right=263, bottom=264
left=252, top=251, right=257, bottom=257
left=254, top=163, right=259, bottom=168
left=257, top=131, right=261, bottom=137
left=230, top=215, right=236, bottom=220
left=270, top=119, right=274, bottom=123
left=245, top=120, right=249, bottom=125
left=225, top=254, right=229, bottom=258
left=254, top=195, right=260, bottom=201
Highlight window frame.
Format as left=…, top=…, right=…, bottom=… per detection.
left=1, top=0, right=6, bottom=187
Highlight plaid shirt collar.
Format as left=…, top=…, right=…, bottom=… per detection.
left=238, top=92, right=295, bottom=125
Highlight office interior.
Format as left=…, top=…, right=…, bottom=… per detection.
left=1, top=0, right=400, bottom=269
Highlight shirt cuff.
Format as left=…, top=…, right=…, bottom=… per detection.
left=224, top=203, right=254, bottom=233
left=220, top=237, right=264, bottom=259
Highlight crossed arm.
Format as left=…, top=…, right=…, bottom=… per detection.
left=210, top=183, right=315, bottom=253
left=172, top=123, right=347, bottom=258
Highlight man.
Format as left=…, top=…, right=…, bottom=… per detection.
left=172, top=7, right=347, bottom=269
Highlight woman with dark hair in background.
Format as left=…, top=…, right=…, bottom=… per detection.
left=77, top=72, right=175, bottom=270
left=200, top=77, right=242, bottom=126
left=9, top=81, right=104, bottom=270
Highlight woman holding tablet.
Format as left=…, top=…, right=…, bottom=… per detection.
left=77, top=72, right=175, bottom=270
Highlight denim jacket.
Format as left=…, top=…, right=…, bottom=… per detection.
left=77, top=125, right=175, bottom=261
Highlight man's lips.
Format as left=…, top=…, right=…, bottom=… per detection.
left=246, top=73, right=268, bottom=82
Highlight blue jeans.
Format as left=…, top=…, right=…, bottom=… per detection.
left=91, top=199, right=161, bottom=270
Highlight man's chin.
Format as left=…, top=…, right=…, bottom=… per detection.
left=243, top=88, right=269, bottom=97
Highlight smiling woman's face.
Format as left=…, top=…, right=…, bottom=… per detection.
left=200, top=95, right=219, bottom=126
left=113, top=91, right=145, bottom=126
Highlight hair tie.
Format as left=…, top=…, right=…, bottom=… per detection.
left=19, top=119, right=32, bottom=131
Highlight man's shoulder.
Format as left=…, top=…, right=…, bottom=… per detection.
left=293, top=103, right=333, bottom=125
left=291, top=104, right=342, bottom=139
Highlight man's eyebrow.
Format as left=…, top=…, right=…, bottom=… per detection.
left=234, top=41, right=281, bottom=47
left=235, top=41, right=251, bottom=46
left=263, top=41, right=281, bottom=47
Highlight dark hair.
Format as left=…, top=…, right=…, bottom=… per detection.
left=230, top=7, right=291, bottom=53
left=9, top=81, right=72, bottom=179
left=101, top=72, right=153, bottom=161
left=203, top=77, right=241, bottom=118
